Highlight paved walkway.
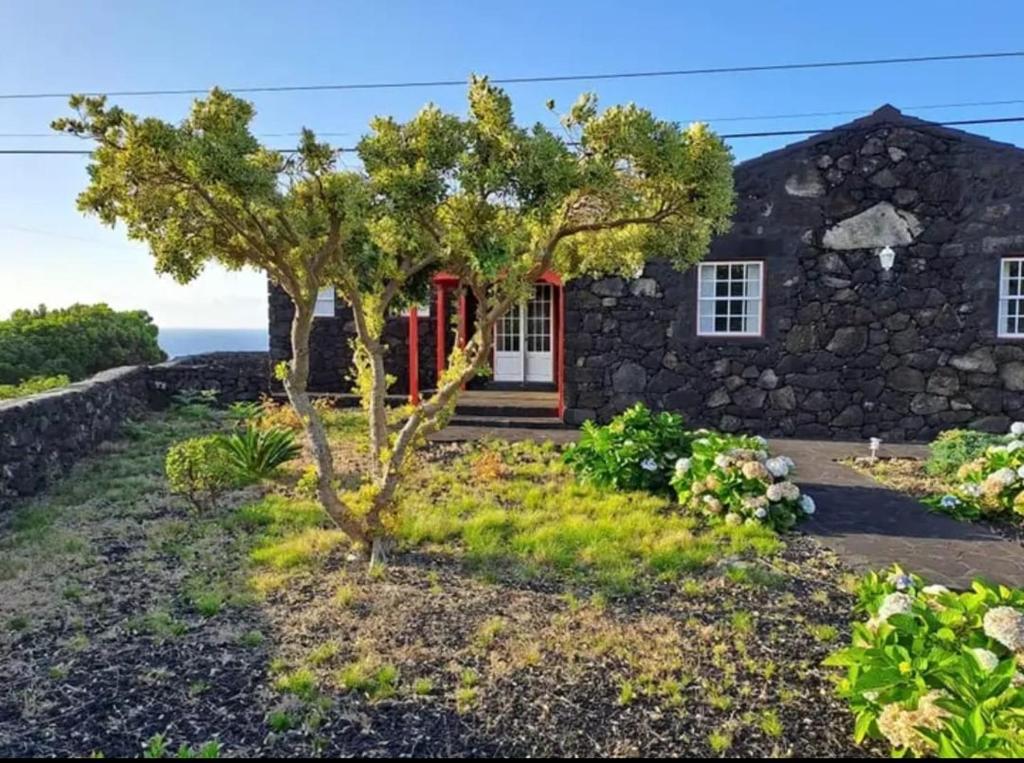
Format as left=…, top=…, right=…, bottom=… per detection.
left=783, top=440, right=1024, bottom=589
left=432, top=425, right=1024, bottom=589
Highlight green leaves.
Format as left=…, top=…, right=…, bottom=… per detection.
left=562, top=403, right=693, bottom=496
left=826, top=567, right=1024, bottom=757
left=219, top=426, right=302, bottom=481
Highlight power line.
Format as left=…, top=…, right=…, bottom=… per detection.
left=1, top=50, right=1023, bottom=101
left=9, top=97, right=1024, bottom=140
left=4, top=114, right=1024, bottom=155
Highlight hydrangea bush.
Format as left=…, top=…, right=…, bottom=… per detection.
left=563, top=403, right=695, bottom=496
left=670, top=431, right=814, bottom=532
left=932, top=422, right=1024, bottom=521
left=825, top=566, right=1024, bottom=758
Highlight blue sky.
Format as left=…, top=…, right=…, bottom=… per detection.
left=2, top=0, right=1024, bottom=328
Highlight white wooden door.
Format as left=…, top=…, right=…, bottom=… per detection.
left=493, top=304, right=523, bottom=382
left=525, top=284, right=554, bottom=383
left=493, top=285, right=554, bottom=384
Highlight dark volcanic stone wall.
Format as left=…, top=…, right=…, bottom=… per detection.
left=268, top=282, right=437, bottom=396
left=0, top=353, right=271, bottom=510
left=564, top=108, right=1024, bottom=441
left=0, top=366, right=149, bottom=508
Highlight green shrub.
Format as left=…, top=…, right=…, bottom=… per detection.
left=825, top=566, right=1024, bottom=758
left=0, top=374, right=69, bottom=400
left=0, top=303, right=164, bottom=385
left=670, top=431, right=812, bottom=531
left=930, top=423, right=1024, bottom=520
left=165, top=436, right=238, bottom=511
left=219, top=426, right=302, bottom=481
left=562, top=403, right=694, bottom=495
left=927, top=429, right=1002, bottom=477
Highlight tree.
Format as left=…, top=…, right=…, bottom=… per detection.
left=54, top=78, right=734, bottom=565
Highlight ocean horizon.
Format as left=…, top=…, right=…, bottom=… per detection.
left=158, top=327, right=269, bottom=359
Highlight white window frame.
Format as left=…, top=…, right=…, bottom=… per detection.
left=696, top=261, right=764, bottom=338
left=999, top=257, right=1024, bottom=338
left=313, top=286, right=335, bottom=318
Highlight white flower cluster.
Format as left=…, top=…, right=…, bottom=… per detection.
left=983, top=606, right=1024, bottom=651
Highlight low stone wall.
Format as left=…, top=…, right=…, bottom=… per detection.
left=148, top=352, right=270, bottom=407
left=0, top=352, right=271, bottom=511
left=0, top=366, right=149, bottom=508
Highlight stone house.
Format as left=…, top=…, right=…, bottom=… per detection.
left=269, top=105, right=1024, bottom=441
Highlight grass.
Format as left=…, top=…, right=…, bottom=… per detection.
left=394, top=440, right=785, bottom=595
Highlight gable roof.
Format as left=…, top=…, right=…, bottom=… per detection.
left=737, top=104, right=1024, bottom=170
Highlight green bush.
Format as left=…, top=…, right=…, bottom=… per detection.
left=0, top=303, right=165, bottom=385
left=562, top=403, right=694, bottom=495
left=670, top=431, right=812, bottom=531
left=0, top=374, right=69, bottom=400
left=219, top=426, right=302, bottom=481
left=825, top=566, right=1024, bottom=758
left=165, top=436, right=239, bottom=511
left=927, top=429, right=1002, bottom=477
left=929, top=423, right=1024, bottom=520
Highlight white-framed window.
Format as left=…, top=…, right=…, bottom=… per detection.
left=697, top=261, right=764, bottom=337
left=314, top=287, right=335, bottom=318
left=999, top=258, right=1024, bottom=338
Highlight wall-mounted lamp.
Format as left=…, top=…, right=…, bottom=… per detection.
left=878, top=246, right=896, bottom=271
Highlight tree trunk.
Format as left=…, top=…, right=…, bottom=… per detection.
left=282, top=301, right=369, bottom=548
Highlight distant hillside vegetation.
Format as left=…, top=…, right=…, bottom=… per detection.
left=0, top=304, right=166, bottom=386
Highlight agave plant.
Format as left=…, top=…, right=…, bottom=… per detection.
left=219, top=425, right=302, bottom=481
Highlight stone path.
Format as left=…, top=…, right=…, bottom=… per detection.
left=432, top=424, right=1024, bottom=589
left=780, top=440, right=1024, bottom=590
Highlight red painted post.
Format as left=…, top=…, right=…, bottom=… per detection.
left=458, top=290, right=468, bottom=391
left=558, top=283, right=566, bottom=419
left=408, top=305, right=419, bottom=406
left=435, top=286, right=446, bottom=386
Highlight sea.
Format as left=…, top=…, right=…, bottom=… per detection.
left=158, top=328, right=269, bottom=359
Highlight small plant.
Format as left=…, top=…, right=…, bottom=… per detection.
left=171, top=389, right=219, bottom=419
left=825, top=566, right=1024, bottom=758
left=267, top=710, right=297, bottom=732
left=928, top=422, right=1024, bottom=521
left=563, top=403, right=695, bottom=496
left=274, top=668, right=317, bottom=700
left=807, top=623, right=838, bottom=643
left=671, top=431, right=812, bottom=531
left=165, top=436, right=238, bottom=512
left=926, top=429, right=1002, bottom=477
left=218, top=426, right=302, bottom=481
left=412, top=677, right=435, bottom=696
left=226, top=400, right=262, bottom=425
left=336, top=659, right=399, bottom=700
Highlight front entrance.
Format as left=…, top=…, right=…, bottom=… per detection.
left=493, top=283, right=554, bottom=384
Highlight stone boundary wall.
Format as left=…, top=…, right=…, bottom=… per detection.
left=0, top=352, right=270, bottom=510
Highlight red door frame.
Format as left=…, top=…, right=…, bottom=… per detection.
left=421, top=272, right=566, bottom=418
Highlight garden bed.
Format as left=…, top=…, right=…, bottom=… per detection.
left=846, top=456, right=1024, bottom=547
left=0, top=407, right=880, bottom=757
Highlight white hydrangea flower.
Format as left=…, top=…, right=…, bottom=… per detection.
left=674, top=457, right=691, bottom=475
left=640, top=458, right=658, bottom=472
left=970, top=648, right=1000, bottom=672
left=752, top=435, right=768, bottom=448
left=724, top=513, right=742, bottom=526
left=754, top=507, right=768, bottom=520
left=764, top=456, right=791, bottom=478
left=1008, top=440, right=1024, bottom=453
left=939, top=495, right=960, bottom=509
left=665, top=452, right=677, bottom=461
left=877, top=592, right=915, bottom=622
left=777, top=481, right=800, bottom=501
left=921, top=584, right=950, bottom=596
left=1017, top=465, right=1024, bottom=480
left=766, top=483, right=784, bottom=502
left=799, top=494, right=816, bottom=515
left=1011, top=421, right=1024, bottom=436
left=983, top=606, right=1024, bottom=651
left=992, top=467, right=1017, bottom=486
left=963, top=483, right=982, bottom=497
left=714, top=454, right=732, bottom=469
